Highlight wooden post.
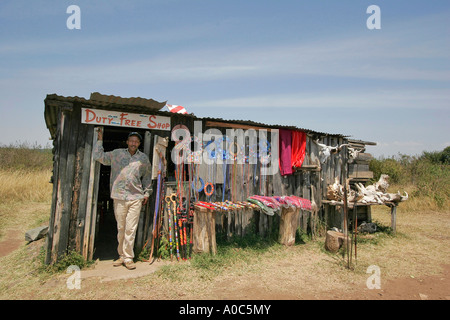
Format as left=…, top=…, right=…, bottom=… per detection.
left=74, top=125, right=94, bottom=254
left=390, top=204, right=397, bottom=234
left=278, top=207, right=300, bottom=246
left=325, top=230, right=350, bottom=253
left=241, top=208, right=254, bottom=237
left=82, top=127, right=102, bottom=260
left=45, top=109, right=63, bottom=265
left=135, top=131, right=152, bottom=252
left=193, top=206, right=217, bottom=255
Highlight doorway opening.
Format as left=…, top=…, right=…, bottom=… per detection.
left=92, top=126, right=147, bottom=261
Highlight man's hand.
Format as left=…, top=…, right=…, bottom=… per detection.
left=97, top=128, right=103, bottom=141
left=143, top=196, right=149, bottom=205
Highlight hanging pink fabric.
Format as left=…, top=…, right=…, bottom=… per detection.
left=278, top=129, right=293, bottom=176
left=291, top=130, right=307, bottom=169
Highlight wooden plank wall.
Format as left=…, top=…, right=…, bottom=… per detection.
left=197, top=128, right=349, bottom=240
left=45, top=103, right=97, bottom=264
left=45, top=102, right=350, bottom=263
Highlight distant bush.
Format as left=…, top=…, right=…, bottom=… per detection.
left=0, top=142, right=53, bottom=170
left=422, top=146, right=450, bottom=165
left=370, top=147, right=450, bottom=209
left=369, top=157, right=406, bottom=184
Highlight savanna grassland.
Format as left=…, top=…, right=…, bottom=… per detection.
left=0, top=144, right=448, bottom=300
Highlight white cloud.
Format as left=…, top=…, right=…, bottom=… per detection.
left=2, top=10, right=449, bottom=84
left=189, top=88, right=450, bottom=109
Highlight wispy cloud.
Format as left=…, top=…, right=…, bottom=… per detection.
left=4, top=31, right=448, bottom=88
left=1, top=8, right=449, bottom=89
left=189, top=88, right=450, bottom=109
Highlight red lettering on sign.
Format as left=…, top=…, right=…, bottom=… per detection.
left=147, top=115, right=156, bottom=129
left=84, top=109, right=96, bottom=123
left=120, top=113, right=128, bottom=126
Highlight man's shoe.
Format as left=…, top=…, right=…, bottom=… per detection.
left=113, top=258, right=124, bottom=267
left=124, top=260, right=136, bottom=270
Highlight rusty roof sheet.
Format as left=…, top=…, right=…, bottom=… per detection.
left=201, top=116, right=348, bottom=137
left=89, top=92, right=166, bottom=111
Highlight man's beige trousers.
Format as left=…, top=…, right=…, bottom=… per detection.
left=113, top=199, right=143, bottom=262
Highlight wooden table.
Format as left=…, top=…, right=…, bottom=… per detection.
left=322, top=200, right=399, bottom=234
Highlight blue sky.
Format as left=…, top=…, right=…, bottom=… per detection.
left=0, top=0, right=448, bottom=157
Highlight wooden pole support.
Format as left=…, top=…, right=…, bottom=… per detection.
left=390, top=204, right=397, bottom=234
left=193, top=205, right=217, bottom=255
left=278, top=207, right=300, bottom=246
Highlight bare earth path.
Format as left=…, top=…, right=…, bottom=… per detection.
left=0, top=208, right=449, bottom=300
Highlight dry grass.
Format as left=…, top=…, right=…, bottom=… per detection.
left=0, top=169, right=52, bottom=240
left=0, top=202, right=448, bottom=300
left=388, top=183, right=450, bottom=213
left=0, top=163, right=448, bottom=299
left=0, top=169, right=52, bottom=203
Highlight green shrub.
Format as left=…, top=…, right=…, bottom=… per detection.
left=369, top=156, right=406, bottom=184
left=369, top=147, right=450, bottom=209
left=40, top=249, right=93, bottom=274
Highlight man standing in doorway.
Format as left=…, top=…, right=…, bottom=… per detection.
left=94, top=130, right=152, bottom=270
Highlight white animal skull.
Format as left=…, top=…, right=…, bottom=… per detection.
left=348, top=147, right=362, bottom=160
left=326, top=173, right=408, bottom=205
left=315, top=140, right=350, bottom=163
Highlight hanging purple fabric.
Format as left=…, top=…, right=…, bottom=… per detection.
left=278, top=129, right=293, bottom=176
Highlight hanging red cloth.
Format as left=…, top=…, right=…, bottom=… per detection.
left=291, top=130, right=307, bottom=169
left=278, top=129, right=293, bottom=176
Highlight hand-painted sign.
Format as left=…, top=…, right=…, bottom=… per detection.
left=81, top=108, right=171, bottom=131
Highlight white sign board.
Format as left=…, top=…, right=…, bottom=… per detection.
left=81, top=108, right=171, bottom=131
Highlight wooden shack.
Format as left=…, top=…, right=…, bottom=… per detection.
left=43, top=93, right=373, bottom=264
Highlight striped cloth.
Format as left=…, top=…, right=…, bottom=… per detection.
left=166, top=104, right=188, bottom=114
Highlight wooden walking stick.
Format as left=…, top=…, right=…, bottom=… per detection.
left=343, top=179, right=349, bottom=268
left=166, top=196, right=174, bottom=261
left=355, top=215, right=358, bottom=265
left=144, top=161, right=162, bottom=264
left=350, top=198, right=356, bottom=268
left=144, top=149, right=165, bottom=264
left=170, top=193, right=181, bottom=261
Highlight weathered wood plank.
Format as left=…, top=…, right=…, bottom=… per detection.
left=349, top=171, right=374, bottom=179
left=193, top=206, right=217, bottom=254
left=391, top=205, right=397, bottom=234
left=74, top=125, right=94, bottom=253
left=354, top=153, right=373, bottom=162
left=82, top=127, right=102, bottom=260
left=87, top=139, right=102, bottom=261
left=349, top=164, right=370, bottom=172
left=57, top=105, right=82, bottom=258
left=68, top=121, right=88, bottom=252
left=278, top=207, right=300, bottom=246
left=45, top=109, right=63, bottom=265
left=135, top=131, right=152, bottom=252
left=50, top=108, right=72, bottom=263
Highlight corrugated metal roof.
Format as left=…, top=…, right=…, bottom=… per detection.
left=44, top=93, right=349, bottom=139
left=201, top=116, right=347, bottom=137
left=89, top=92, right=166, bottom=111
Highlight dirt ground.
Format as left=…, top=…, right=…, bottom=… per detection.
left=1, top=208, right=449, bottom=301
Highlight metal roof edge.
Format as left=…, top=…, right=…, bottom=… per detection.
left=44, top=94, right=356, bottom=139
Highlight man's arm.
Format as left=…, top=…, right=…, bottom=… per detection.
left=93, top=129, right=112, bottom=166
